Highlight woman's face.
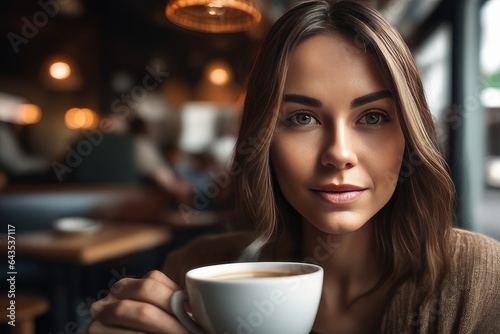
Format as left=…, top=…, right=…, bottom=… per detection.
left=270, top=33, right=405, bottom=235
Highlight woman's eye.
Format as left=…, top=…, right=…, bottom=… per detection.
left=284, top=112, right=318, bottom=126
left=358, top=111, right=390, bottom=126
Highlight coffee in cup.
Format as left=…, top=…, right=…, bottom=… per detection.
left=170, top=262, right=323, bottom=334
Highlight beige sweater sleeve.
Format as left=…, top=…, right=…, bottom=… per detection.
left=458, top=230, right=500, bottom=333
left=383, top=229, right=500, bottom=333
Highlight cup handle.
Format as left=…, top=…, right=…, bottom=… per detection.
left=170, top=290, right=207, bottom=334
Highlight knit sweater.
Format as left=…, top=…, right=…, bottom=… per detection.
left=381, top=229, right=500, bottom=333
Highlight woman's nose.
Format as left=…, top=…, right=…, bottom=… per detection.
left=320, top=125, right=358, bottom=169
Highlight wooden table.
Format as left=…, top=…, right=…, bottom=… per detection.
left=16, top=223, right=172, bottom=265
left=15, top=222, right=173, bottom=332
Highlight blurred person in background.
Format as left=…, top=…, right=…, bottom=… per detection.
left=0, top=120, right=51, bottom=184
left=66, top=112, right=193, bottom=205
left=130, top=116, right=193, bottom=206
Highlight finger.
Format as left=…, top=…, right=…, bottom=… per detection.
left=110, top=273, right=180, bottom=314
left=111, top=270, right=180, bottom=296
left=86, top=320, right=145, bottom=334
left=143, top=270, right=181, bottom=291
left=89, top=294, right=120, bottom=322
left=99, top=299, right=190, bottom=334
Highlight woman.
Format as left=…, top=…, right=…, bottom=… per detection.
left=87, top=1, right=500, bottom=333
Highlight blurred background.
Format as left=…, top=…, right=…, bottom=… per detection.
left=0, top=0, right=499, bottom=333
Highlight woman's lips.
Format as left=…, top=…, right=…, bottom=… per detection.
left=312, top=188, right=366, bottom=205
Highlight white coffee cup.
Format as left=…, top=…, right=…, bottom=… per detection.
left=170, top=261, right=323, bottom=334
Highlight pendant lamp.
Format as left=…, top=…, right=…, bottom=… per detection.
left=166, top=0, right=262, bottom=33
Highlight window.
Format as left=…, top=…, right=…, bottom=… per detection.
left=414, top=23, right=452, bottom=156
left=477, top=0, right=500, bottom=239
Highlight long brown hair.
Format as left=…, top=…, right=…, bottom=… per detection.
left=231, top=0, right=454, bottom=297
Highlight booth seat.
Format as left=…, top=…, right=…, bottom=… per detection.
left=0, top=184, right=168, bottom=232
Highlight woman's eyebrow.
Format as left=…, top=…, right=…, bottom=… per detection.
left=282, top=90, right=392, bottom=109
left=282, top=94, right=322, bottom=107
left=350, top=90, right=393, bottom=108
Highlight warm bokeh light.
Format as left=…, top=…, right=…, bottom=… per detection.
left=209, top=68, right=230, bottom=85
left=49, top=61, right=71, bottom=79
left=195, top=60, right=240, bottom=102
left=64, top=108, right=99, bottom=129
left=17, top=103, right=42, bottom=124
left=206, top=60, right=232, bottom=86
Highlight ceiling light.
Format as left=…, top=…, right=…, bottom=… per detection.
left=49, top=61, right=71, bottom=80
left=165, top=0, right=261, bottom=33
left=205, top=60, right=232, bottom=85
left=210, top=68, right=229, bottom=85
left=42, top=56, right=83, bottom=91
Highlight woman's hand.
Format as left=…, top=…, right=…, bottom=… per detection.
left=87, top=270, right=190, bottom=334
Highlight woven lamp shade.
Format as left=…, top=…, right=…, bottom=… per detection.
left=166, top=0, right=262, bottom=33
